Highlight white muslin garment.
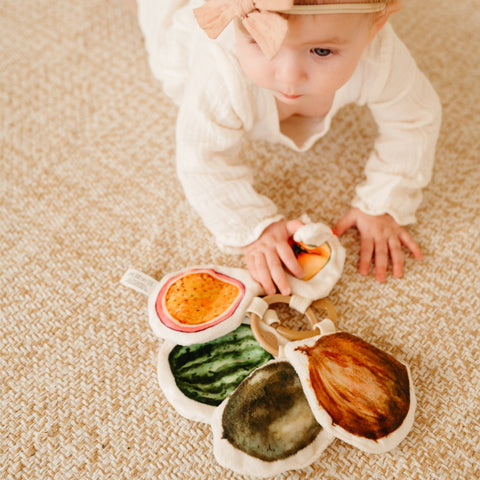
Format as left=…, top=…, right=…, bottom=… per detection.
left=137, top=0, right=442, bottom=251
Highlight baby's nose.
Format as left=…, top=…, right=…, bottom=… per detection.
left=273, top=53, right=307, bottom=85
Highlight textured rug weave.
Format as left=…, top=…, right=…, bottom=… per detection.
left=1, top=0, right=479, bottom=479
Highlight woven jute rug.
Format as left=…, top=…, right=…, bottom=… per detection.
left=1, top=0, right=479, bottom=478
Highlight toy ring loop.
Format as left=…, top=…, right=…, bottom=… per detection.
left=250, top=295, right=337, bottom=356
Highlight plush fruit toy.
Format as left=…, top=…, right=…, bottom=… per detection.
left=290, top=238, right=332, bottom=281
left=120, top=221, right=415, bottom=478
left=147, top=266, right=263, bottom=345
left=286, top=223, right=345, bottom=300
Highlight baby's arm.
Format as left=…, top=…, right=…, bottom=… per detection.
left=176, top=44, right=298, bottom=286
left=334, top=208, right=423, bottom=282
left=242, top=219, right=304, bottom=295
left=344, top=25, right=441, bottom=280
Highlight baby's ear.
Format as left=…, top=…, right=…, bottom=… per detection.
left=369, top=0, right=402, bottom=41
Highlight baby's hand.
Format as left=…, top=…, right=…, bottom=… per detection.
left=242, top=219, right=305, bottom=295
left=334, top=208, right=423, bottom=282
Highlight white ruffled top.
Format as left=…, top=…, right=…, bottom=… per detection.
left=138, top=0, right=442, bottom=250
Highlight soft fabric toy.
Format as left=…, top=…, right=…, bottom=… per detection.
left=148, top=265, right=261, bottom=345
left=285, top=222, right=346, bottom=299
left=156, top=323, right=273, bottom=423
left=211, top=358, right=334, bottom=476
left=121, top=222, right=415, bottom=477
left=127, top=222, right=345, bottom=346
left=249, top=295, right=416, bottom=456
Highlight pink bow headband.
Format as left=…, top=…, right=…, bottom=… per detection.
left=194, top=1, right=387, bottom=59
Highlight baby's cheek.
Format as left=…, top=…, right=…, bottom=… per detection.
left=236, top=46, right=272, bottom=88
left=242, top=63, right=269, bottom=88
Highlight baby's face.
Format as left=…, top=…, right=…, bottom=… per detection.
left=234, top=13, right=375, bottom=105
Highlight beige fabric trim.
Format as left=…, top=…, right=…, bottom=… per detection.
left=280, top=3, right=386, bottom=14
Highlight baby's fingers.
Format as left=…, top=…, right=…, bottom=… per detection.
left=245, top=252, right=276, bottom=295
left=359, top=236, right=374, bottom=276
left=334, top=209, right=357, bottom=236
left=388, top=236, right=404, bottom=278
left=374, top=240, right=389, bottom=283
left=400, top=230, right=424, bottom=261
left=277, top=242, right=304, bottom=279
left=265, top=250, right=292, bottom=296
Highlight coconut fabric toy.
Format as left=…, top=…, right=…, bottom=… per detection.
left=249, top=296, right=416, bottom=457
left=121, top=221, right=416, bottom=477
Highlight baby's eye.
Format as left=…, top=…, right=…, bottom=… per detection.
left=311, top=48, right=332, bottom=57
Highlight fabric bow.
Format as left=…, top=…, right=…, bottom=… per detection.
left=193, top=0, right=294, bottom=59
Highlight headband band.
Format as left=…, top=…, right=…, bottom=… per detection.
left=280, top=3, right=386, bottom=15
left=194, top=1, right=387, bottom=59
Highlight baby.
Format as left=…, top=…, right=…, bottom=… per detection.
left=133, top=0, right=441, bottom=295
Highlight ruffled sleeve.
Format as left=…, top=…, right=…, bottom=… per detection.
left=352, top=24, right=442, bottom=225
left=175, top=44, right=282, bottom=250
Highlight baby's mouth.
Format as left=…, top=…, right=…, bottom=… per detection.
left=278, top=91, right=303, bottom=100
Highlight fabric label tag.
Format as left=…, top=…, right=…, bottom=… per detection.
left=120, top=268, right=159, bottom=296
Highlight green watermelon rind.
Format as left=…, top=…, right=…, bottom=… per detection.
left=168, top=324, right=273, bottom=406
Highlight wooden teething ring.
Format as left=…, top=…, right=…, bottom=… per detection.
left=250, top=295, right=337, bottom=356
